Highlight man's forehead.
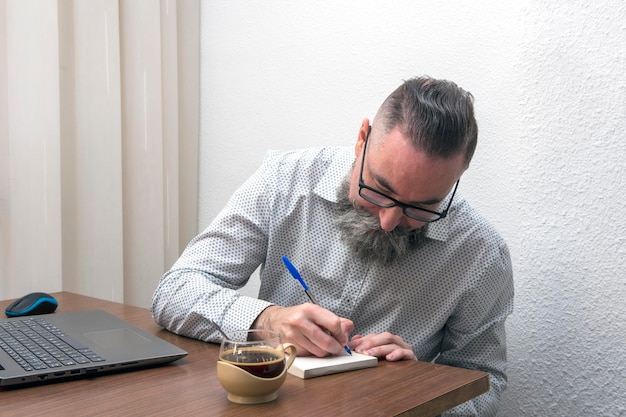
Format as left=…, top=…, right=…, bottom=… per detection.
left=368, top=132, right=466, bottom=203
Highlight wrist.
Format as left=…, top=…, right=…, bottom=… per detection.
left=251, top=305, right=280, bottom=331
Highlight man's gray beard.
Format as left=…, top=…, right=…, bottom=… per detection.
left=335, top=177, right=427, bottom=266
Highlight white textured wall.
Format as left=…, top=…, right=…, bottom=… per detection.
left=199, top=1, right=626, bottom=415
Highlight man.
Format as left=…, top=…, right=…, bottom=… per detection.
left=152, top=76, right=514, bottom=416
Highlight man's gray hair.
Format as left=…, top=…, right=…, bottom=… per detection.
left=373, top=76, right=478, bottom=167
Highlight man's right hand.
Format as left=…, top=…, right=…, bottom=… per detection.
left=252, top=304, right=354, bottom=357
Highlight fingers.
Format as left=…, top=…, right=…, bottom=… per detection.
left=255, top=303, right=353, bottom=357
left=302, top=304, right=354, bottom=356
left=255, top=306, right=416, bottom=360
left=348, top=332, right=417, bottom=361
left=335, top=318, right=355, bottom=345
left=255, top=308, right=414, bottom=360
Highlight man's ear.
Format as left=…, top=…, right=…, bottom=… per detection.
left=355, top=118, right=370, bottom=157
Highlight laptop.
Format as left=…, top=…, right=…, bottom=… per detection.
left=0, top=310, right=187, bottom=387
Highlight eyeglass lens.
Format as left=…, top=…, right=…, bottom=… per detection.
left=358, top=187, right=442, bottom=222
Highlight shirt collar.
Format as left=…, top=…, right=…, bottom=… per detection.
left=313, top=147, right=354, bottom=203
left=424, top=217, right=449, bottom=242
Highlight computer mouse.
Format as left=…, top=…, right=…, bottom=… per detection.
left=5, top=292, right=58, bottom=317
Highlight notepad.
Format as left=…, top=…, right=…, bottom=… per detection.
left=288, top=352, right=378, bottom=379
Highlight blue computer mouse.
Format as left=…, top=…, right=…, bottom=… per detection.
left=4, top=292, right=58, bottom=317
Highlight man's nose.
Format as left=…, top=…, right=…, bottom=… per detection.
left=378, top=206, right=404, bottom=231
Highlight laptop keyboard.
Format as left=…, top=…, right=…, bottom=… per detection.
left=0, top=317, right=105, bottom=372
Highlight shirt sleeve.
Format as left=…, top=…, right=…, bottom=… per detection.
left=151, top=154, right=277, bottom=342
left=438, top=242, right=514, bottom=417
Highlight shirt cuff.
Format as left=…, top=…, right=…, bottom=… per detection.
left=221, top=294, right=274, bottom=337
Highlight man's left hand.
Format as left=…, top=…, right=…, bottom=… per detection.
left=348, top=332, right=417, bottom=361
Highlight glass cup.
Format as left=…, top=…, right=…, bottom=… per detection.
left=217, top=329, right=297, bottom=404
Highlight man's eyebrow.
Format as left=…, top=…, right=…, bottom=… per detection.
left=372, top=172, right=443, bottom=206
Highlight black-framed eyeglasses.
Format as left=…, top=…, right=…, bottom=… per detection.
left=358, top=127, right=459, bottom=223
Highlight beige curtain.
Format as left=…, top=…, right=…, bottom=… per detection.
left=0, top=0, right=199, bottom=308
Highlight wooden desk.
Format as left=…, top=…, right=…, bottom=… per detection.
left=0, top=292, right=489, bottom=416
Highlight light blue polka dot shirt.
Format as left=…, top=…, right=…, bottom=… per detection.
left=152, top=146, right=514, bottom=416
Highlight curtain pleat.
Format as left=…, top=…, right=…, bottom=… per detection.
left=0, top=0, right=199, bottom=308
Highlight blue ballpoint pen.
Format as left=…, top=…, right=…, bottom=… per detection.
left=281, top=255, right=352, bottom=356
